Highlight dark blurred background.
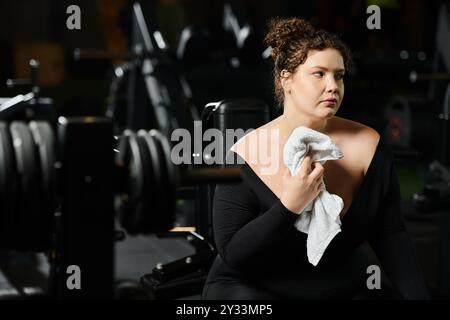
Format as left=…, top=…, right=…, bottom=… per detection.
left=0, top=0, right=442, bottom=125
left=1, top=0, right=450, bottom=299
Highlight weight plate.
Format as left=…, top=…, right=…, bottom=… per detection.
left=0, top=122, right=16, bottom=250
left=146, top=130, right=167, bottom=232
left=150, top=129, right=176, bottom=231
left=117, top=130, right=143, bottom=235
left=139, top=130, right=164, bottom=233
left=135, top=133, right=158, bottom=234
left=10, top=122, right=40, bottom=251
left=115, top=132, right=131, bottom=231
left=28, top=121, right=56, bottom=250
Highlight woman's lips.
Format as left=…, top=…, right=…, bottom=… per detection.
left=321, top=100, right=337, bottom=106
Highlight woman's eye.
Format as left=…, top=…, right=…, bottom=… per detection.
left=336, top=74, right=344, bottom=80
left=313, top=71, right=324, bottom=77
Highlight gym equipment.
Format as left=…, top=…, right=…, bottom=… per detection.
left=402, top=73, right=450, bottom=165
left=197, top=98, right=271, bottom=242
left=116, top=128, right=175, bottom=235
left=0, top=120, right=55, bottom=252
left=416, top=3, right=450, bottom=164
left=115, top=127, right=242, bottom=236
left=129, top=1, right=199, bottom=135
left=176, top=2, right=265, bottom=67
left=413, top=161, right=450, bottom=213
left=408, top=15, right=450, bottom=297
left=0, top=117, right=244, bottom=243
left=10, top=121, right=52, bottom=251
left=0, top=114, right=244, bottom=299
left=76, top=2, right=200, bottom=137
left=140, top=98, right=270, bottom=299
left=176, top=26, right=213, bottom=65
left=114, top=280, right=151, bottom=300
left=386, top=4, right=450, bottom=163
left=54, top=117, right=115, bottom=299
left=410, top=3, right=450, bottom=297
left=0, top=122, right=16, bottom=251
left=383, top=94, right=437, bottom=161
left=222, top=2, right=264, bottom=66
left=0, top=117, right=113, bottom=299
left=106, top=62, right=133, bottom=133
left=0, top=60, right=55, bottom=123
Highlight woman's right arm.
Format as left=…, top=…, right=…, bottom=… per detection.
left=213, top=181, right=299, bottom=271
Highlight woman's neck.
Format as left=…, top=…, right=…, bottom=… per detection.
left=279, top=110, right=331, bottom=137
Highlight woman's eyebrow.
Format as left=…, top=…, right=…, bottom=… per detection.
left=310, top=66, right=345, bottom=73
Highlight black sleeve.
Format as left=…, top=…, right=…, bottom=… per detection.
left=368, top=160, right=430, bottom=300
left=213, top=179, right=299, bottom=271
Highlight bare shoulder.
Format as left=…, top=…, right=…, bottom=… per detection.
left=333, top=116, right=380, bottom=145
left=229, top=119, right=275, bottom=161
left=229, top=129, right=256, bottom=161
left=332, top=117, right=380, bottom=173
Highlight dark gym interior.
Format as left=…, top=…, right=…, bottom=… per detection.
left=0, top=0, right=449, bottom=301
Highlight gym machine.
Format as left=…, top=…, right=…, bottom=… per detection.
left=1, top=2, right=268, bottom=299
left=76, top=2, right=200, bottom=137
left=0, top=117, right=114, bottom=299
left=140, top=98, right=271, bottom=299
left=222, top=1, right=265, bottom=67
left=0, top=59, right=55, bottom=123
left=410, top=3, right=450, bottom=215
left=175, top=1, right=265, bottom=67
left=387, top=3, right=450, bottom=164
left=76, top=0, right=205, bottom=249
left=405, top=3, right=450, bottom=298
left=0, top=111, right=246, bottom=299
left=88, top=2, right=271, bottom=299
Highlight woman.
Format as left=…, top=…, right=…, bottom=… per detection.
left=202, top=18, right=430, bottom=300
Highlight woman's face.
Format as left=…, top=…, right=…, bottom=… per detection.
left=282, top=48, right=345, bottom=119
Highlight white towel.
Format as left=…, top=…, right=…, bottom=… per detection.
left=283, top=126, right=344, bottom=266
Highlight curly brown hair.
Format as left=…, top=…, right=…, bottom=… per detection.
left=264, top=17, right=352, bottom=106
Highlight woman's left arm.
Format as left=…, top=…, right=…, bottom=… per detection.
left=368, top=161, right=431, bottom=300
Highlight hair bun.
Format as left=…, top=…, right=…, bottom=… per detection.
left=264, top=18, right=316, bottom=61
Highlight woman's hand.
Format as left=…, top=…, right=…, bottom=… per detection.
left=280, top=155, right=324, bottom=214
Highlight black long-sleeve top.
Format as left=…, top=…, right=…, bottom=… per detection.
left=205, top=138, right=430, bottom=299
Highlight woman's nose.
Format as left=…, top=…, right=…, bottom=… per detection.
left=326, top=76, right=339, bottom=92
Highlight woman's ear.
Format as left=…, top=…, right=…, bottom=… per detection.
left=280, top=70, right=292, bottom=93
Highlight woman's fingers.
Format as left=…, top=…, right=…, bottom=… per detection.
left=309, top=162, right=324, bottom=181
left=300, top=155, right=311, bottom=175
